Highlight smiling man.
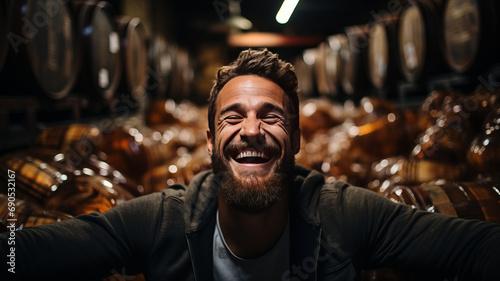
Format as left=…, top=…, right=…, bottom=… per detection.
left=1, top=49, right=500, bottom=281
left=209, top=75, right=298, bottom=214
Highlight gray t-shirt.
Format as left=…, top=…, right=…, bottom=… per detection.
left=213, top=211, right=290, bottom=281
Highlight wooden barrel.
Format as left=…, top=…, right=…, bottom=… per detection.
left=32, top=123, right=103, bottom=158
left=340, top=25, right=371, bottom=98
left=467, top=107, right=500, bottom=182
left=0, top=194, right=73, bottom=230
left=96, top=127, right=149, bottom=185
left=82, top=155, right=145, bottom=197
left=168, top=47, right=194, bottom=101
left=367, top=155, right=468, bottom=196
left=140, top=127, right=178, bottom=168
left=388, top=180, right=500, bottom=223
left=398, top=0, right=448, bottom=83
left=146, top=35, right=173, bottom=99
left=294, top=49, right=316, bottom=98
left=116, top=15, right=148, bottom=103
left=0, top=153, right=70, bottom=203
left=314, top=35, right=344, bottom=97
left=349, top=97, right=415, bottom=158
left=141, top=139, right=209, bottom=191
left=413, top=102, right=471, bottom=159
left=314, top=42, right=332, bottom=97
left=416, top=87, right=491, bottom=132
left=368, top=156, right=409, bottom=184
left=368, top=14, right=401, bottom=92
left=442, top=0, right=500, bottom=73
left=44, top=173, right=134, bottom=216
left=96, top=124, right=185, bottom=189
left=29, top=148, right=146, bottom=197
left=5, top=0, right=80, bottom=99
left=180, top=145, right=212, bottom=184
left=399, top=158, right=467, bottom=184
left=298, top=98, right=346, bottom=141
left=145, top=99, right=178, bottom=125
left=416, top=89, right=452, bottom=131
left=141, top=163, right=186, bottom=194
left=73, top=0, right=122, bottom=101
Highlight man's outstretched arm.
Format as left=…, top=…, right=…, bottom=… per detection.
left=0, top=191, right=165, bottom=281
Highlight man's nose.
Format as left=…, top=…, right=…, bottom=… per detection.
left=241, top=116, right=263, bottom=138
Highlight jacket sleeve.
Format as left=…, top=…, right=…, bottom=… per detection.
left=326, top=183, right=500, bottom=281
left=0, top=192, right=165, bottom=281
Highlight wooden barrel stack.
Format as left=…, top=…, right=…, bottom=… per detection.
left=0, top=151, right=135, bottom=216
left=297, top=0, right=500, bottom=103
left=0, top=0, right=179, bottom=123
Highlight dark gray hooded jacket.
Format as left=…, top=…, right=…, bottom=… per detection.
left=1, top=165, right=499, bottom=280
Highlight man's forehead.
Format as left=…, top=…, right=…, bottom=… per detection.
left=217, top=75, right=287, bottom=106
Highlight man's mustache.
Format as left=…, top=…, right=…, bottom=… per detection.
left=223, top=141, right=281, bottom=157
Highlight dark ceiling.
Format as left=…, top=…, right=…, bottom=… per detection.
left=240, top=0, right=390, bottom=35
left=170, top=0, right=393, bottom=49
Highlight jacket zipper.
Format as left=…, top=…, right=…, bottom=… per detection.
left=314, top=227, right=322, bottom=281
left=186, top=236, right=199, bottom=281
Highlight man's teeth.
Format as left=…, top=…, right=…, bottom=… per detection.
left=236, top=151, right=268, bottom=159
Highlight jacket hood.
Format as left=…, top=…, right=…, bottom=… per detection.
left=290, top=165, right=325, bottom=225
left=184, top=170, right=219, bottom=233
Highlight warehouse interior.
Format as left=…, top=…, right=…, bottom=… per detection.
left=1, top=0, right=500, bottom=280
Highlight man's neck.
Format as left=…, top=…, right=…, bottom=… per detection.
left=217, top=188, right=289, bottom=259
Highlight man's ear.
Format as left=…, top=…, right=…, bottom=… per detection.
left=206, top=129, right=214, bottom=156
left=293, top=128, right=301, bottom=154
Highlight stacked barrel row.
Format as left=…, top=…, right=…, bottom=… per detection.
left=297, top=82, right=500, bottom=222
left=0, top=0, right=193, bottom=105
left=296, top=0, right=500, bottom=99
left=0, top=98, right=211, bottom=227
left=296, top=84, right=500, bottom=280
left=0, top=98, right=212, bottom=280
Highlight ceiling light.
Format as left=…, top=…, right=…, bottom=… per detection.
left=276, top=0, right=300, bottom=24
left=227, top=15, right=253, bottom=30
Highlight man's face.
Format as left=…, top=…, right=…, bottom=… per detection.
left=206, top=75, right=300, bottom=213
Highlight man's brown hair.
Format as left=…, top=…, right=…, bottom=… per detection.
left=207, top=48, right=299, bottom=135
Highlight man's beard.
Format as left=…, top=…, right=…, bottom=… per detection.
left=211, top=140, right=295, bottom=213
